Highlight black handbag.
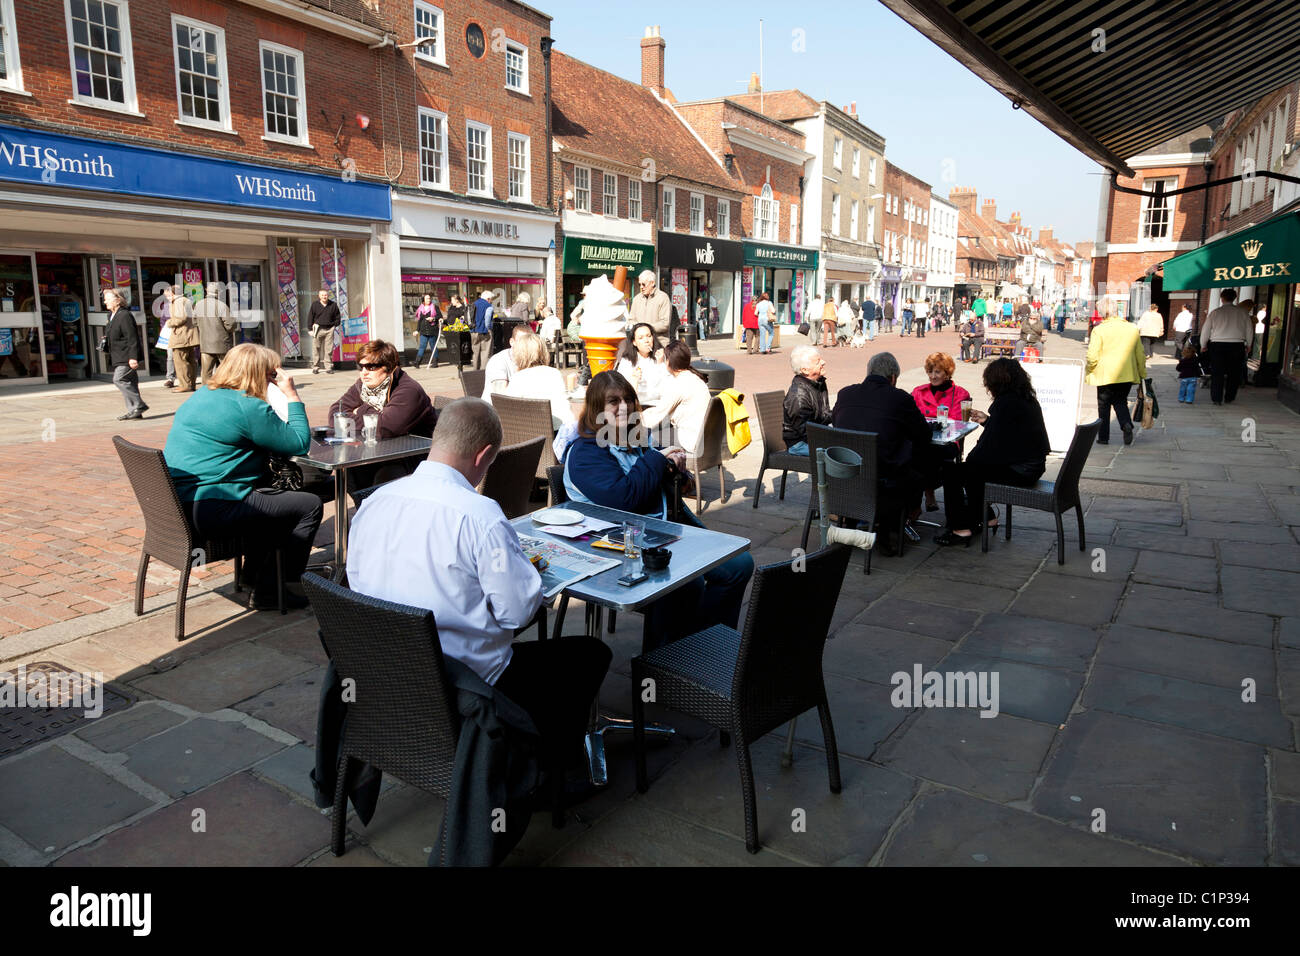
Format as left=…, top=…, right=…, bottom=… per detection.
left=797, top=321, right=810, bottom=336
left=267, top=454, right=304, bottom=491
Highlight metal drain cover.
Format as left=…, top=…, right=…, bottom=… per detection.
left=0, top=662, right=133, bottom=759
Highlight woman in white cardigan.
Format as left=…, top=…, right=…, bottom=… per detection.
left=494, top=332, right=574, bottom=430
left=640, top=340, right=710, bottom=456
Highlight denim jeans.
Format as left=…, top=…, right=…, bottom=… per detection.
left=902, top=312, right=913, bottom=334
left=866, top=319, right=877, bottom=341
left=759, top=321, right=774, bottom=352
left=786, top=440, right=809, bottom=456
left=1178, top=378, right=1196, bottom=402
left=414, top=333, right=437, bottom=365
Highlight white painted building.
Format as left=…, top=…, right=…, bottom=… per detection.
left=926, top=193, right=958, bottom=304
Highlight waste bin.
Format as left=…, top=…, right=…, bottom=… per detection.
left=444, top=329, right=473, bottom=369
left=492, top=318, right=527, bottom=354
left=691, top=358, right=734, bottom=397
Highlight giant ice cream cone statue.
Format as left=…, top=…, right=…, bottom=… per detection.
left=578, top=273, right=629, bottom=376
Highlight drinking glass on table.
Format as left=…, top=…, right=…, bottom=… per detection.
left=936, top=403, right=949, bottom=424
left=623, top=517, right=645, bottom=573
left=960, top=400, right=973, bottom=422
left=362, top=413, right=379, bottom=444
left=333, top=412, right=356, bottom=442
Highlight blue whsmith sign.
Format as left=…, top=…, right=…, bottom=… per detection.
left=0, top=123, right=391, bottom=221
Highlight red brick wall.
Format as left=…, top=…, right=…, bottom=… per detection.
left=883, top=162, right=933, bottom=267
left=1206, top=84, right=1298, bottom=238
left=1, top=0, right=387, bottom=178
left=1104, top=163, right=1209, bottom=245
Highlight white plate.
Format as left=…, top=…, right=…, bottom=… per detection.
left=532, top=507, right=584, bottom=526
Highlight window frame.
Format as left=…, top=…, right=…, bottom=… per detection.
left=851, top=147, right=860, bottom=178
left=628, top=178, right=642, bottom=220
left=849, top=199, right=859, bottom=240
left=602, top=171, right=617, bottom=216
left=716, top=198, right=729, bottom=237
left=507, top=131, right=530, bottom=203
left=689, top=191, right=704, bottom=235
left=465, top=120, right=493, bottom=198
left=0, top=0, right=24, bottom=93
left=831, top=193, right=841, bottom=236
left=573, top=165, right=591, bottom=212
left=64, top=0, right=139, bottom=112
left=868, top=156, right=877, bottom=186
left=503, top=39, right=528, bottom=95
left=1140, top=176, right=1177, bottom=242
left=789, top=202, right=798, bottom=245
left=661, top=186, right=676, bottom=230
left=832, top=136, right=842, bottom=171
left=413, top=2, right=446, bottom=67
left=258, top=40, right=309, bottom=146
left=170, top=14, right=232, bottom=132
left=417, top=107, right=449, bottom=190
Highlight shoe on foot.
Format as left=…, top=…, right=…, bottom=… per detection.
left=1122, top=426, right=1134, bottom=445
left=312, top=368, right=319, bottom=374
left=119, top=411, right=144, bottom=420
left=1096, top=437, right=1109, bottom=445
left=163, top=380, right=175, bottom=388
left=934, top=529, right=973, bottom=547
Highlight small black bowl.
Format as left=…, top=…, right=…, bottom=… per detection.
left=311, top=426, right=329, bottom=441
left=642, top=546, right=672, bottom=572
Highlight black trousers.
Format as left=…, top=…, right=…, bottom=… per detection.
left=1095, top=383, right=1134, bottom=443
left=1207, top=341, right=1246, bottom=404
left=494, top=636, right=612, bottom=769
left=943, top=460, right=1040, bottom=532
left=190, top=489, right=324, bottom=597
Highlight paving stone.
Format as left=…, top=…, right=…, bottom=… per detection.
left=794, top=674, right=911, bottom=761
left=74, top=701, right=187, bottom=753
left=1010, top=576, right=1126, bottom=627
left=251, top=743, right=319, bottom=806
left=1280, top=650, right=1300, bottom=717
left=1276, top=800, right=1300, bottom=867
left=1227, top=465, right=1300, bottom=484
left=1271, top=749, right=1300, bottom=801
left=935, top=651, right=1082, bottom=724
left=128, top=641, right=317, bottom=713
left=306, top=843, right=393, bottom=866
left=1187, top=520, right=1298, bottom=544
left=1034, top=544, right=1137, bottom=580
left=1097, top=625, right=1275, bottom=691
left=252, top=619, right=329, bottom=665
left=854, top=597, right=980, bottom=642
left=889, top=575, right=1018, bottom=613
left=0, top=746, right=154, bottom=852
left=1107, top=528, right=1216, bottom=557
left=1269, top=497, right=1300, bottom=525
left=919, top=547, right=1045, bottom=587
left=54, top=772, right=326, bottom=866
left=957, top=613, right=1099, bottom=672
left=1034, top=710, right=1266, bottom=865
left=1131, top=552, right=1220, bottom=593
left=1182, top=480, right=1268, bottom=499
left=1085, top=499, right=1184, bottom=527
left=880, top=787, right=1182, bottom=866
left=874, top=706, right=1057, bottom=803
left=823, top=623, right=953, bottom=685
left=1220, top=541, right=1300, bottom=573
left=122, top=714, right=287, bottom=797
left=1083, top=663, right=1291, bottom=748
left=346, top=783, right=444, bottom=867
left=1115, top=591, right=1273, bottom=646
left=233, top=667, right=328, bottom=743
left=1187, top=495, right=1282, bottom=525
left=1221, top=566, right=1300, bottom=618
left=1107, top=460, right=1227, bottom=481
left=646, top=735, right=916, bottom=865
left=1283, top=617, right=1300, bottom=650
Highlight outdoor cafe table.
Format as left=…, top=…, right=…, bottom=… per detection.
left=509, top=499, right=750, bottom=785
left=294, top=434, right=432, bottom=580
left=913, top=419, right=981, bottom=530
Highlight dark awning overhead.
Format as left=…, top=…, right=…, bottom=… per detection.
left=878, top=0, right=1300, bottom=176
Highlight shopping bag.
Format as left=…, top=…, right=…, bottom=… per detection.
left=154, top=325, right=171, bottom=350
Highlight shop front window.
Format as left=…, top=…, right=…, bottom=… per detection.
left=1286, top=286, right=1300, bottom=381
left=0, top=253, right=39, bottom=379
left=709, top=270, right=734, bottom=336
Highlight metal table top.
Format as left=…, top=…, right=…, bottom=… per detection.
left=510, top=500, right=749, bottom=613
left=929, top=419, right=979, bottom=445
left=294, top=434, right=432, bottom=471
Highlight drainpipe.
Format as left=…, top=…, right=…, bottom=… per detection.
left=542, top=36, right=555, bottom=212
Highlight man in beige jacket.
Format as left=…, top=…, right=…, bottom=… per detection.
left=163, top=286, right=200, bottom=392
left=629, top=270, right=672, bottom=349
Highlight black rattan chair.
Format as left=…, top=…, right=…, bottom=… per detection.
left=686, top=396, right=728, bottom=513
left=981, top=419, right=1100, bottom=564
left=459, top=368, right=486, bottom=398
left=799, top=423, right=898, bottom=573
left=752, top=390, right=814, bottom=508
left=114, top=436, right=283, bottom=641
left=631, top=544, right=853, bottom=854
left=479, top=437, right=545, bottom=520
left=433, top=394, right=456, bottom=413
left=493, top=394, right=559, bottom=488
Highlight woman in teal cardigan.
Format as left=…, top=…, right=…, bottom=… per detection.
left=164, top=343, right=322, bottom=609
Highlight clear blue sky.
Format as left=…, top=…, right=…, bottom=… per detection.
left=541, top=0, right=1105, bottom=245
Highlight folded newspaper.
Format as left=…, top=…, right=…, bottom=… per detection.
left=518, top=534, right=621, bottom=599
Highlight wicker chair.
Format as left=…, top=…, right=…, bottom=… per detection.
left=981, top=419, right=1101, bottom=564
left=492, top=394, right=559, bottom=486
left=686, top=396, right=728, bottom=513
left=459, top=368, right=486, bottom=398
left=479, top=437, right=545, bottom=519
left=631, top=544, right=853, bottom=853
left=798, top=423, right=899, bottom=573
left=752, top=390, right=815, bottom=509
left=433, top=394, right=456, bottom=413
left=113, top=436, right=283, bottom=640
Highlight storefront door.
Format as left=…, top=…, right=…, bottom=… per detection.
left=35, top=252, right=93, bottom=381
left=87, top=255, right=148, bottom=378
left=0, top=251, right=43, bottom=382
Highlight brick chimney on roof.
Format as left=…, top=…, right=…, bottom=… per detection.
left=641, top=26, right=666, bottom=95
left=982, top=198, right=997, bottom=221
left=1010, top=211, right=1021, bottom=225
left=747, top=72, right=761, bottom=94
left=1039, top=227, right=1054, bottom=244
left=948, top=186, right=977, bottom=214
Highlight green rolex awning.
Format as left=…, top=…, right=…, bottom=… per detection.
left=1163, top=213, right=1300, bottom=291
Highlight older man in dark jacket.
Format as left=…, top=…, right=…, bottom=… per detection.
left=104, top=288, right=147, bottom=420
left=782, top=345, right=831, bottom=456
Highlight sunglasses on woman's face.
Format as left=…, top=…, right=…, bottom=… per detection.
left=358, top=363, right=387, bottom=371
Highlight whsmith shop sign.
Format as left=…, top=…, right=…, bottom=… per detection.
left=0, top=124, right=391, bottom=221
left=743, top=240, right=819, bottom=271
left=563, top=237, right=654, bottom=276
left=1163, top=212, right=1298, bottom=290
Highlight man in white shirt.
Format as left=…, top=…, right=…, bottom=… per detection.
left=481, top=324, right=530, bottom=396
left=347, top=398, right=611, bottom=768
left=1199, top=289, right=1255, bottom=404
left=1172, top=303, right=1195, bottom=354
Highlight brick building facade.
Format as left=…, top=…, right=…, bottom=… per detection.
left=881, top=161, right=932, bottom=310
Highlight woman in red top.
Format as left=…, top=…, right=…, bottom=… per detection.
left=741, top=297, right=759, bottom=355
left=911, top=352, right=972, bottom=512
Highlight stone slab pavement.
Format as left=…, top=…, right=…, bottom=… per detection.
left=1, top=326, right=1298, bottom=866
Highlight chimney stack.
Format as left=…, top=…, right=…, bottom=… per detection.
left=641, top=26, right=666, bottom=95
left=948, top=186, right=977, bottom=214
left=981, top=198, right=997, bottom=221
left=747, top=71, right=761, bottom=94
left=1010, top=211, right=1021, bottom=225
left=1039, top=226, right=1054, bottom=244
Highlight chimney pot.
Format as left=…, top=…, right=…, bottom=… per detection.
left=641, top=26, right=667, bottom=93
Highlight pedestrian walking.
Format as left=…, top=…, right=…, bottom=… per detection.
left=629, top=270, right=673, bottom=350
left=1199, top=289, right=1254, bottom=405
left=1176, top=347, right=1200, bottom=403
left=758, top=292, right=778, bottom=354
left=470, top=290, right=495, bottom=370
left=902, top=298, right=914, bottom=336
left=1173, top=303, right=1195, bottom=354
left=883, top=299, right=895, bottom=334
left=1085, top=313, right=1146, bottom=445
left=163, top=285, right=199, bottom=392
left=915, top=298, right=929, bottom=338
left=862, top=296, right=878, bottom=341
left=103, top=288, right=147, bottom=420
left=306, top=288, right=342, bottom=374
left=742, top=296, right=759, bottom=353
left=696, top=290, right=710, bottom=341
left=414, top=294, right=442, bottom=368
left=1138, top=303, right=1165, bottom=358
left=1055, top=301, right=1067, bottom=334
left=193, top=282, right=239, bottom=383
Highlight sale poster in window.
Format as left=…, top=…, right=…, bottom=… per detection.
left=276, top=246, right=300, bottom=359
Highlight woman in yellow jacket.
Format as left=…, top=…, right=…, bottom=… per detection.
left=1086, top=314, right=1147, bottom=445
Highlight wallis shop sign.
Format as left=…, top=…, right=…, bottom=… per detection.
left=0, top=123, right=391, bottom=221
left=1163, top=213, right=1298, bottom=291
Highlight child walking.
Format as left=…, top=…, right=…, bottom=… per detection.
left=1176, top=346, right=1200, bottom=403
